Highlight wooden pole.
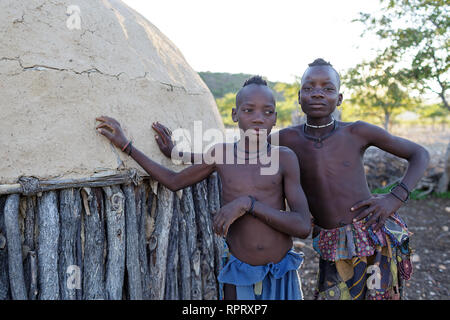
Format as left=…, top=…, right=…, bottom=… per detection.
left=193, top=180, right=218, bottom=300
left=180, top=186, right=202, bottom=300
left=137, top=183, right=152, bottom=299
left=81, top=187, right=106, bottom=299
left=0, top=196, right=10, bottom=299
left=123, top=183, right=143, bottom=300
left=207, top=173, right=224, bottom=284
left=149, top=184, right=173, bottom=300
left=23, top=196, right=37, bottom=300
left=4, top=193, right=27, bottom=299
left=164, top=196, right=179, bottom=300
left=103, top=185, right=126, bottom=300
left=59, top=188, right=82, bottom=300
left=37, top=191, right=60, bottom=300
left=177, top=193, right=191, bottom=299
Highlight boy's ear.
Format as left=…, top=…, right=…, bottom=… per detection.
left=231, top=108, right=238, bottom=122
left=337, top=93, right=343, bottom=106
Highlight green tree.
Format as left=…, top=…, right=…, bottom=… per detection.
left=417, top=103, right=450, bottom=128
left=215, top=92, right=236, bottom=127
left=343, top=58, right=419, bottom=131
left=273, top=81, right=301, bottom=127
left=354, top=0, right=449, bottom=111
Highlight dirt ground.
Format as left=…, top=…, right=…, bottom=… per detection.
left=296, top=197, right=450, bottom=300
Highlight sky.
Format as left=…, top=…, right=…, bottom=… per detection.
left=121, top=0, right=383, bottom=84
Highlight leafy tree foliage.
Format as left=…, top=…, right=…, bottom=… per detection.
left=354, top=0, right=449, bottom=111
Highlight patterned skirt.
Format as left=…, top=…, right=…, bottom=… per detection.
left=312, top=213, right=413, bottom=300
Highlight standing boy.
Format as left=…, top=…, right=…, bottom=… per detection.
left=95, top=76, right=312, bottom=300
left=273, top=58, right=429, bottom=299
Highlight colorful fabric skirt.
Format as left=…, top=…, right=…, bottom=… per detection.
left=218, top=240, right=304, bottom=300
left=312, top=213, right=412, bottom=300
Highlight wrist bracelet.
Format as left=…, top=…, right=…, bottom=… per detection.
left=126, top=141, right=133, bottom=156
left=121, top=140, right=131, bottom=152
left=389, top=182, right=410, bottom=203
left=247, top=195, right=256, bottom=216
left=389, top=190, right=407, bottom=203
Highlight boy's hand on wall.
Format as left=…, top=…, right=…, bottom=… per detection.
left=152, top=121, right=175, bottom=158
left=96, top=116, right=129, bottom=150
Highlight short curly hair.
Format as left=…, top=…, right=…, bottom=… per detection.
left=242, top=75, right=268, bottom=87
left=302, top=58, right=341, bottom=89
left=236, top=75, right=273, bottom=108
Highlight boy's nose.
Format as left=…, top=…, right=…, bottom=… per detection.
left=311, top=88, right=325, bottom=98
left=251, top=113, right=265, bottom=124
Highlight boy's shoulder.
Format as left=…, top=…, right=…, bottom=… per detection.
left=271, top=145, right=298, bottom=163
left=341, top=120, right=388, bottom=136
left=277, top=125, right=302, bottom=137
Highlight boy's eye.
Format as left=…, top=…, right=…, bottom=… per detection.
left=265, top=110, right=274, bottom=115
left=243, top=108, right=252, bottom=113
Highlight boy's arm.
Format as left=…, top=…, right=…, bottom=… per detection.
left=252, top=148, right=312, bottom=238
left=96, top=116, right=215, bottom=191
left=351, top=121, right=430, bottom=231
left=213, top=148, right=312, bottom=239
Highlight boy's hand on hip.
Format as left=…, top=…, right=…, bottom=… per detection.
left=350, top=193, right=403, bottom=232
left=152, top=121, right=175, bottom=158
left=213, top=196, right=252, bottom=237
left=95, top=116, right=129, bottom=150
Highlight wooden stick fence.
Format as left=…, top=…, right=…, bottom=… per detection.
left=0, top=171, right=223, bottom=300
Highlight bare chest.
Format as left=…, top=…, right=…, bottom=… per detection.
left=216, top=163, right=283, bottom=198
left=287, top=130, right=366, bottom=177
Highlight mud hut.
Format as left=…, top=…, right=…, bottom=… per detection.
left=0, top=0, right=224, bottom=300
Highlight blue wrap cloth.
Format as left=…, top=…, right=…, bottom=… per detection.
left=218, top=248, right=304, bottom=300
